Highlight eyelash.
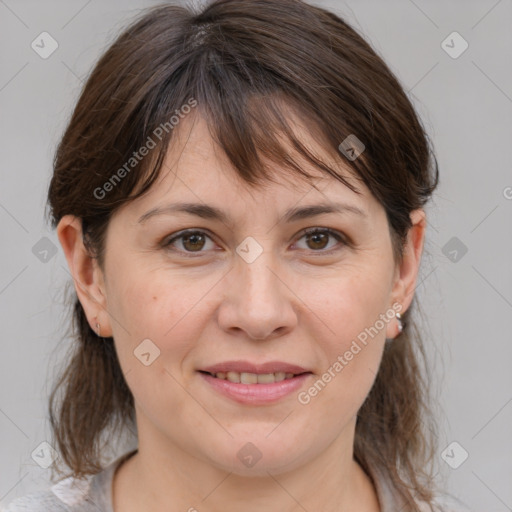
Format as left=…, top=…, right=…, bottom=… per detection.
left=162, top=227, right=348, bottom=257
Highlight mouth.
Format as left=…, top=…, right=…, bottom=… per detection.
left=197, top=361, right=313, bottom=404
left=198, top=370, right=308, bottom=384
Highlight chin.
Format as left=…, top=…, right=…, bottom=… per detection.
left=199, top=431, right=314, bottom=477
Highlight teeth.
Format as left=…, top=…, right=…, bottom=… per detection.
left=241, top=372, right=258, bottom=384
left=257, top=373, right=276, bottom=384
left=214, top=371, right=297, bottom=383
left=226, top=371, right=240, bottom=383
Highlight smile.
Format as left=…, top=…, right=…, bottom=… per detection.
left=202, top=371, right=299, bottom=384
left=198, top=369, right=313, bottom=405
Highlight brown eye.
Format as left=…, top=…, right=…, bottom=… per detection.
left=295, top=228, right=345, bottom=253
left=164, top=230, right=215, bottom=254
left=163, top=227, right=346, bottom=257
left=181, top=232, right=206, bottom=251
left=306, top=231, right=329, bottom=250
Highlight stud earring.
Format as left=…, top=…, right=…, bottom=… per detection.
left=396, top=312, right=406, bottom=336
left=95, top=318, right=101, bottom=337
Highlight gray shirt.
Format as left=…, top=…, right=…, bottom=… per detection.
left=2, top=450, right=471, bottom=511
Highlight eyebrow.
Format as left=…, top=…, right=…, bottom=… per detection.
left=137, top=201, right=368, bottom=226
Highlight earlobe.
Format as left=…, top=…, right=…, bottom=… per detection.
left=56, top=215, right=112, bottom=337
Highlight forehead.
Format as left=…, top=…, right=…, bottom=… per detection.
left=124, top=110, right=380, bottom=224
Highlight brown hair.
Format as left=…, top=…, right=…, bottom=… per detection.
left=46, top=0, right=444, bottom=509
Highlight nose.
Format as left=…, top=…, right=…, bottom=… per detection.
left=216, top=250, right=298, bottom=341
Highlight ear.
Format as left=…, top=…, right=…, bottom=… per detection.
left=56, top=215, right=113, bottom=337
left=386, top=209, right=426, bottom=339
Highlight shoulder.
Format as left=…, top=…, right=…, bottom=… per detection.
left=417, top=494, right=473, bottom=512
left=2, top=472, right=97, bottom=512
left=366, top=462, right=472, bottom=512
left=2, top=450, right=136, bottom=512
left=1, top=488, right=75, bottom=511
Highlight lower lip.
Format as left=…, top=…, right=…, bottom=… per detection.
left=199, top=372, right=312, bottom=405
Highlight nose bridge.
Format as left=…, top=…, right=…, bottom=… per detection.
left=238, top=243, right=282, bottom=310
left=218, top=243, right=296, bottom=340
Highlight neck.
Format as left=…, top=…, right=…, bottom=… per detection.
left=113, top=418, right=380, bottom=512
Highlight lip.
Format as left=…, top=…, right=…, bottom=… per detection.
left=200, top=360, right=310, bottom=374
left=200, top=372, right=312, bottom=405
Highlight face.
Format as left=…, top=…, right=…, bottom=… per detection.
left=58, top=111, right=425, bottom=477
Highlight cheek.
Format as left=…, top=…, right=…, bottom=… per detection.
left=106, top=259, right=187, bottom=334
left=302, top=265, right=392, bottom=344
left=298, top=268, right=391, bottom=401
left=106, top=264, right=217, bottom=376
left=107, top=271, right=204, bottom=423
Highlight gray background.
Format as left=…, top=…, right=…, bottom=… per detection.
left=1, top=0, right=511, bottom=510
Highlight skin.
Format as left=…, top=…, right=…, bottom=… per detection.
left=57, top=111, right=426, bottom=512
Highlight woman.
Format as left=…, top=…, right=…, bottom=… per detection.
left=4, top=0, right=470, bottom=510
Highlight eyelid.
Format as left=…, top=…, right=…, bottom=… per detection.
left=162, top=228, right=219, bottom=254
left=293, top=227, right=347, bottom=253
left=162, top=227, right=348, bottom=256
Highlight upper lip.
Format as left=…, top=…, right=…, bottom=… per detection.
left=200, top=360, right=311, bottom=375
